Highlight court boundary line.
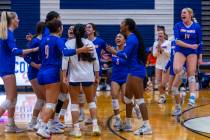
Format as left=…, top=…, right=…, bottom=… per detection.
left=181, top=103, right=210, bottom=138
left=107, top=109, right=128, bottom=140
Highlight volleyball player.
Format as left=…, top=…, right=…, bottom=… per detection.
left=172, top=8, right=203, bottom=115
left=59, top=25, right=75, bottom=123
left=153, top=29, right=171, bottom=104
left=84, top=23, right=108, bottom=124
left=107, top=18, right=152, bottom=135
left=36, top=20, right=92, bottom=138
left=24, top=21, right=46, bottom=131
left=0, top=11, right=39, bottom=133
left=62, top=24, right=101, bottom=137
left=110, top=33, right=128, bottom=130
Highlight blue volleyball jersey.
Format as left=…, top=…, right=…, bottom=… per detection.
left=92, top=37, right=107, bottom=61
left=39, top=35, right=76, bottom=69
left=111, top=49, right=129, bottom=83
left=43, top=27, right=50, bottom=37
left=197, top=43, right=203, bottom=55
left=174, top=21, right=202, bottom=54
left=165, top=40, right=176, bottom=70
left=24, top=37, right=41, bottom=64
left=0, top=29, right=23, bottom=76
left=116, top=33, right=146, bottom=78
left=24, top=37, right=42, bottom=80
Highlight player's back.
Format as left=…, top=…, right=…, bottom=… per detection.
left=40, top=35, right=63, bottom=68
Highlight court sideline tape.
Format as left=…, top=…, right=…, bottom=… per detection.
left=107, top=109, right=128, bottom=140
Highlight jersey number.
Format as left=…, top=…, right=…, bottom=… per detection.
left=185, top=34, right=190, bottom=39
left=45, top=45, right=49, bottom=59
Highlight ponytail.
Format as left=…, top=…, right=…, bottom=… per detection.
left=0, top=11, right=17, bottom=40
left=74, top=24, right=96, bottom=62
left=192, top=17, right=198, bottom=23
left=133, top=29, right=146, bottom=64
left=0, top=11, right=8, bottom=39
left=124, top=18, right=146, bottom=65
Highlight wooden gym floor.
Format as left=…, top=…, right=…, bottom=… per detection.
left=0, top=89, right=209, bottom=140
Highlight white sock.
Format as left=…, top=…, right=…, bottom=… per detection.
left=80, top=108, right=84, bottom=115
left=92, top=119, right=98, bottom=126
left=47, top=119, right=53, bottom=128
left=31, top=116, right=37, bottom=124
left=41, top=121, right=47, bottom=129
left=54, top=113, right=59, bottom=121
left=8, top=118, right=15, bottom=126
left=74, top=123, right=80, bottom=129
left=125, top=118, right=132, bottom=125
left=115, top=114, right=120, bottom=119
left=60, top=109, right=66, bottom=116
left=143, top=120, right=151, bottom=128
left=176, top=104, right=181, bottom=108
left=190, top=92, right=196, bottom=98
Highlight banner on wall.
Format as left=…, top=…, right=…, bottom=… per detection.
left=0, top=56, right=31, bottom=86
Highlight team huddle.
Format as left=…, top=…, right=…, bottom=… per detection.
left=0, top=7, right=202, bottom=139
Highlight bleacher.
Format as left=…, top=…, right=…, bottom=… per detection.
left=200, top=0, right=210, bottom=76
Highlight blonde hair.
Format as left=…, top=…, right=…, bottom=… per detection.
left=0, top=11, right=17, bottom=40
left=182, top=7, right=197, bottom=22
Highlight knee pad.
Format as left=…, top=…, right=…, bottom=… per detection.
left=34, top=99, right=45, bottom=110
left=112, top=99, right=119, bottom=110
left=58, top=93, right=67, bottom=102
left=171, top=87, right=179, bottom=95
left=78, top=93, right=86, bottom=104
left=188, top=76, right=196, bottom=84
left=124, top=96, right=133, bottom=104
left=89, top=102, right=97, bottom=109
left=71, top=104, right=79, bottom=112
left=135, top=98, right=145, bottom=106
left=0, top=99, right=12, bottom=110
left=45, top=103, right=56, bottom=111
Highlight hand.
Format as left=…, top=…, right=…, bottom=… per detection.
left=34, top=64, right=41, bottom=69
left=103, top=63, right=109, bottom=68
left=32, top=47, right=39, bottom=52
left=95, top=77, right=100, bottom=85
left=26, top=33, right=33, bottom=41
left=63, top=76, right=69, bottom=85
left=191, top=44, right=198, bottom=50
left=106, top=45, right=116, bottom=54
left=79, top=44, right=93, bottom=53
left=198, top=58, right=203, bottom=65
left=163, top=68, right=168, bottom=73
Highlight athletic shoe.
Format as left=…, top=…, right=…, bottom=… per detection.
left=92, top=125, right=101, bottom=136
left=113, top=117, right=121, bottom=127
left=27, top=122, right=36, bottom=131
left=172, top=105, right=182, bottom=116
left=5, top=125, right=25, bottom=133
left=49, top=126, right=64, bottom=134
left=85, top=117, right=93, bottom=125
left=188, top=96, right=196, bottom=107
left=69, top=128, right=82, bottom=138
left=113, top=118, right=123, bottom=131
left=52, top=119, right=65, bottom=129
left=121, top=122, right=132, bottom=132
left=34, top=119, right=41, bottom=130
left=133, top=105, right=142, bottom=119
left=106, top=84, right=111, bottom=91
left=37, top=126, right=51, bottom=139
left=134, top=124, right=152, bottom=135
left=79, top=111, right=85, bottom=122
left=158, top=95, right=166, bottom=104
